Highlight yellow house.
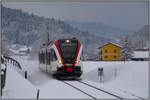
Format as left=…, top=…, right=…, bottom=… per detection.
left=99, top=43, right=121, bottom=61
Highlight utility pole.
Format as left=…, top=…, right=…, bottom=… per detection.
left=46, top=22, right=50, bottom=43
left=76, top=32, right=80, bottom=39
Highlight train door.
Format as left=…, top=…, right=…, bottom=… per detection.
left=45, top=50, right=48, bottom=72
left=50, top=49, right=58, bottom=72
left=43, top=50, right=47, bottom=71
left=46, top=49, right=51, bottom=73
left=38, top=52, right=42, bottom=70
left=39, top=51, right=46, bottom=71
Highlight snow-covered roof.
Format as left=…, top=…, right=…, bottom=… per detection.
left=19, top=46, right=31, bottom=51
left=98, top=42, right=121, bottom=49
left=133, top=51, right=149, bottom=58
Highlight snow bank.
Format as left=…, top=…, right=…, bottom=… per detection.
left=2, top=66, right=38, bottom=99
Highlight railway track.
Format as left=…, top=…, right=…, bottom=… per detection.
left=62, top=80, right=123, bottom=99
left=80, top=80, right=144, bottom=100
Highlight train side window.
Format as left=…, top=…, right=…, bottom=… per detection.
left=40, top=52, right=42, bottom=64
left=46, top=50, right=48, bottom=65
left=41, top=52, right=42, bottom=64
left=46, top=50, right=50, bottom=65
left=80, top=51, right=84, bottom=60
left=54, top=51, right=57, bottom=61
left=51, top=49, right=57, bottom=61
left=43, top=52, right=46, bottom=64
left=43, top=52, right=45, bottom=64
left=39, top=53, right=41, bottom=64
left=41, top=53, right=42, bottom=63
left=50, top=49, right=52, bottom=61
left=44, top=52, right=47, bottom=64
left=40, top=53, right=42, bottom=63
left=47, top=52, right=50, bottom=65
left=52, top=49, right=54, bottom=61
left=42, top=52, right=44, bottom=64
left=49, top=52, right=51, bottom=65
left=38, top=53, right=40, bottom=63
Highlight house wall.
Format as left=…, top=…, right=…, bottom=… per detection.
left=100, top=44, right=121, bottom=61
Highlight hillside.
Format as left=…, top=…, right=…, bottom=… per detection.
left=2, top=6, right=110, bottom=58
left=66, top=20, right=133, bottom=39
left=131, top=25, right=149, bottom=50
left=2, top=6, right=148, bottom=59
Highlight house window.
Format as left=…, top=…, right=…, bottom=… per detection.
left=104, top=49, right=108, bottom=53
left=114, top=55, right=117, bottom=59
left=104, top=55, right=108, bottom=59
left=114, top=49, right=117, bottom=53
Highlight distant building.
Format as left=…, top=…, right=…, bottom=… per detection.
left=132, top=51, right=149, bottom=61
left=98, top=42, right=121, bottom=61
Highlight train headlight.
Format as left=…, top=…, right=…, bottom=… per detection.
left=66, top=40, right=70, bottom=43
left=76, top=59, right=79, bottom=64
left=58, top=60, right=62, bottom=64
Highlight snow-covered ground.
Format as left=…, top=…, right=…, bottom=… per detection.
left=82, top=61, right=149, bottom=98
left=2, top=55, right=149, bottom=99
left=2, top=63, right=37, bottom=98
left=39, top=80, right=91, bottom=99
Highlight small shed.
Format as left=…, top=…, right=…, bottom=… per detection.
left=132, top=51, right=149, bottom=61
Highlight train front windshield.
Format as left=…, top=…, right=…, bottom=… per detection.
left=59, top=40, right=78, bottom=63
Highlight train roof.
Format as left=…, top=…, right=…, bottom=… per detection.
left=40, top=38, right=80, bottom=50
left=57, top=38, right=78, bottom=41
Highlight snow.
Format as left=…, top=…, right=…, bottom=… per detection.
left=64, top=81, right=116, bottom=99
left=12, top=56, right=52, bottom=86
left=2, top=63, right=37, bottom=99
left=82, top=61, right=149, bottom=98
left=82, top=80, right=140, bottom=99
left=19, top=45, right=31, bottom=51
left=1, top=64, right=6, bottom=70
left=2, top=54, right=149, bottom=99
left=133, top=51, right=149, bottom=58
left=39, top=80, right=90, bottom=99
left=9, top=45, right=31, bottom=56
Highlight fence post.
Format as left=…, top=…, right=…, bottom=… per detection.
left=1, top=86, right=3, bottom=96
left=1, top=68, right=7, bottom=96
left=25, top=71, right=27, bottom=79
left=36, top=89, right=40, bottom=100
left=114, top=68, right=117, bottom=79
left=98, top=67, right=104, bottom=83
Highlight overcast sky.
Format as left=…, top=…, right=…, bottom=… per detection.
left=2, top=2, right=149, bottom=31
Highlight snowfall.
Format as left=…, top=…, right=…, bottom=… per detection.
left=1, top=52, right=149, bottom=99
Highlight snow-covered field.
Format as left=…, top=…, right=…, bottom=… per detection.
left=2, top=55, right=149, bottom=99
left=82, top=61, right=149, bottom=98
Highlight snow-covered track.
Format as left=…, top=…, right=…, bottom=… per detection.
left=78, top=81, right=123, bottom=99
left=63, top=81, right=96, bottom=99
left=62, top=81, right=122, bottom=99
left=115, top=88, right=145, bottom=100
left=79, top=80, right=144, bottom=99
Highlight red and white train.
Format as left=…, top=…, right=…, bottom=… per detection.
left=38, top=38, right=83, bottom=78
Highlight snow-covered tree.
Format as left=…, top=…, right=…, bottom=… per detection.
left=1, top=35, right=10, bottom=56
left=131, top=25, right=149, bottom=50
left=119, top=34, right=134, bottom=61
left=2, top=5, right=110, bottom=60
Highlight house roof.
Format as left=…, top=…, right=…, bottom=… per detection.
left=98, top=42, right=122, bottom=49
left=133, top=51, right=149, bottom=58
